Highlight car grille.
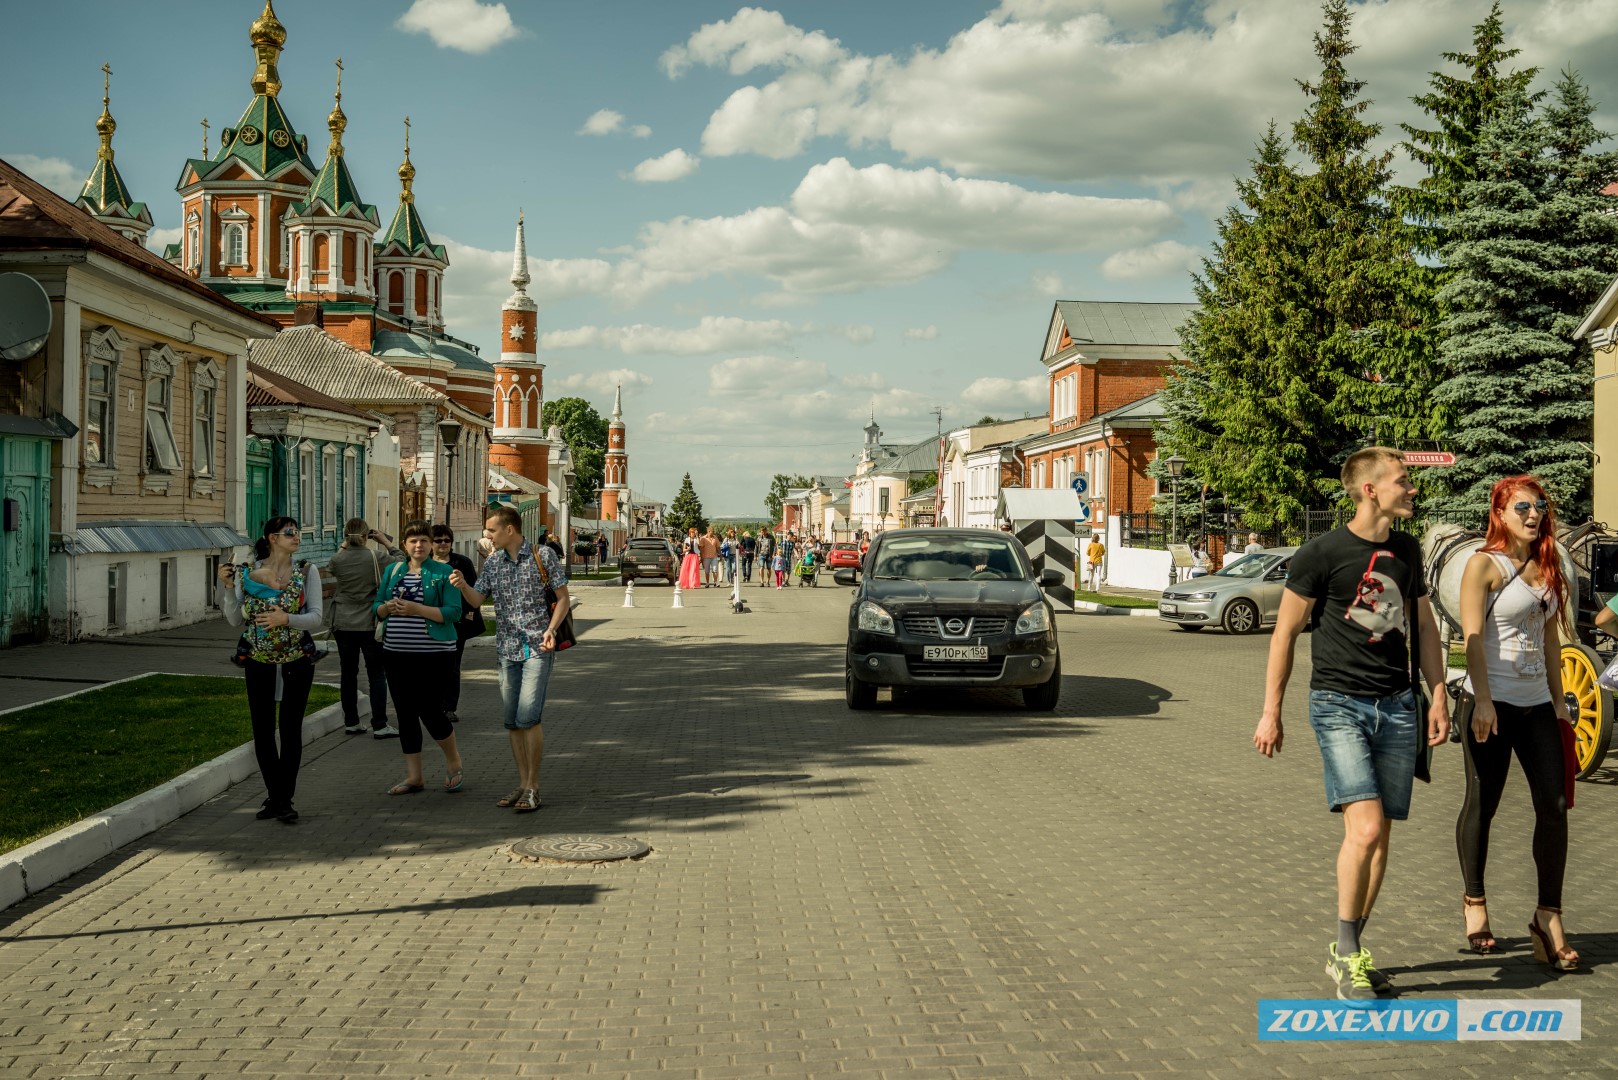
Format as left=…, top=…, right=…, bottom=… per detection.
left=900, top=615, right=1010, bottom=637
left=906, top=656, right=1007, bottom=679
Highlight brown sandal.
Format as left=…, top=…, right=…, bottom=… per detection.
left=496, top=788, right=524, bottom=808
left=1529, top=907, right=1579, bottom=971
left=1463, top=895, right=1496, bottom=954
left=514, top=789, right=541, bottom=813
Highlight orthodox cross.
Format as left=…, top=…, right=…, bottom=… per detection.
left=100, top=62, right=111, bottom=106
left=201, top=117, right=210, bottom=157
left=334, top=56, right=342, bottom=101
left=403, top=114, right=410, bottom=153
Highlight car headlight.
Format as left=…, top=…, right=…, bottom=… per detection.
left=1015, top=603, right=1051, bottom=634
left=1184, top=592, right=1215, bottom=601
left=857, top=601, right=896, bottom=634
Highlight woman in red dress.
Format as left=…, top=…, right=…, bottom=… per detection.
left=677, top=526, right=702, bottom=590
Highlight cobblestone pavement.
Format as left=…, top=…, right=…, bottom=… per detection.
left=3, top=581, right=1616, bottom=1077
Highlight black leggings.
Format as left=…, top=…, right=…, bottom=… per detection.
left=243, top=658, right=315, bottom=810
left=1456, top=699, right=1569, bottom=908
left=383, top=649, right=454, bottom=754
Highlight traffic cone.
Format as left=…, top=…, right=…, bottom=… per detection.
left=671, top=583, right=684, bottom=609
left=622, top=580, right=635, bottom=608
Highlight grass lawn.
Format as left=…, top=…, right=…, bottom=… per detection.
left=0, top=674, right=337, bottom=855
left=1074, top=590, right=1160, bottom=610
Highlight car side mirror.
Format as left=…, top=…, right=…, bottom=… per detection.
left=834, top=568, right=857, bottom=587
left=1265, top=568, right=1287, bottom=581
left=1038, top=568, right=1063, bottom=588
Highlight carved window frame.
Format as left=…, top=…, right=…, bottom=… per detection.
left=83, top=326, right=123, bottom=476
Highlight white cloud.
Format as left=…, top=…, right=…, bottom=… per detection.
left=710, top=355, right=828, bottom=394
left=903, top=325, right=938, bottom=341
left=661, top=7, right=847, bottom=77
left=396, top=0, right=518, bottom=54
left=628, top=148, right=700, bottom=183
left=1100, top=240, right=1200, bottom=281
left=541, top=316, right=810, bottom=356
left=1031, top=271, right=1065, bottom=297
left=6, top=153, right=84, bottom=199
left=962, top=375, right=1045, bottom=411
left=147, top=226, right=182, bottom=254
left=580, top=109, right=626, bottom=135
left=830, top=324, right=876, bottom=344
left=631, top=124, right=652, bottom=138
left=553, top=368, right=654, bottom=396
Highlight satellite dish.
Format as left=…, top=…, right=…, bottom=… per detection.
left=0, top=273, right=52, bottom=361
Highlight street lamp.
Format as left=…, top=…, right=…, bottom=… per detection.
left=1164, top=454, right=1186, bottom=585
left=438, top=417, right=462, bottom=527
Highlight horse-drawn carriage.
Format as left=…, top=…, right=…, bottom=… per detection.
left=1425, top=521, right=1618, bottom=779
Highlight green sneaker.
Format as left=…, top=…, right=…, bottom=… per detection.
left=1357, top=947, right=1393, bottom=994
left=1326, top=944, right=1377, bottom=1003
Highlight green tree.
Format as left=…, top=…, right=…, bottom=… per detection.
left=1423, top=73, right=1618, bottom=519
left=541, top=397, right=607, bottom=516
left=764, top=473, right=810, bottom=523
left=907, top=470, right=938, bottom=496
left=974, top=415, right=1001, bottom=425
left=666, top=473, right=707, bottom=536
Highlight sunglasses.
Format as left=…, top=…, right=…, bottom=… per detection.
left=432, top=538, right=453, bottom=543
left=279, top=528, right=300, bottom=538
left=1511, top=500, right=1549, bottom=516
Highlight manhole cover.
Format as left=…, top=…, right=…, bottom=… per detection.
left=510, top=835, right=650, bottom=863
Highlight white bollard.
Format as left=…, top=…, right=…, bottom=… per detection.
left=671, top=583, right=684, bottom=609
left=622, top=580, right=636, bottom=608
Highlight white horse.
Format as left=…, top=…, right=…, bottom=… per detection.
left=1421, top=520, right=1577, bottom=641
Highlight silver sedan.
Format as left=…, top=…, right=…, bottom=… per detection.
left=1157, top=547, right=1298, bottom=634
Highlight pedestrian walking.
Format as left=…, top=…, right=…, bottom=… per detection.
left=374, top=519, right=465, bottom=796
left=448, top=504, right=571, bottom=814
left=740, top=530, right=757, bottom=582
left=1253, top=447, right=1448, bottom=1001
left=596, top=533, right=608, bottom=572
left=1085, top=535, right=1105, bottom=592
left=1245, top=532, right=1264, bottom=555
left=700, top=526, right=721, bottom=587
left=326, top=518, right=402, bottom=739
left=755, top=530, right=774, bottom=586
left=216, top=516, right=324, bottom=823
left=430, top=524, right=484, bottom=724
left=772, top=545, right=788, bottom=588
left=678, top=527, right=702, bottom=590
left=779, top=532, right=796, bottom=577
left=725, top=528, right=739, bottom=583
left=1455, top=475, right=1579, bottom=970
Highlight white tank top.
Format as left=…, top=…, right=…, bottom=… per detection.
left=1461, top=551, right=1555, bottom=707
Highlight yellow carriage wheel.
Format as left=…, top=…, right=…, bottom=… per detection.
left=1558, top=643, right=1612, bottom=779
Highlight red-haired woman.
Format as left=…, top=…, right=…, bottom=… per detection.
left=1456, top=475, right=1578, bottom=971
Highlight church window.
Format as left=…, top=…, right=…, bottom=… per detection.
left=280, top=225, right=289, bottom=273
left=388, top=271, right=403, bottom=313
left=225, top=224, right=246, bottom=267
left=142, top=346, right=182, bottom=473
left=186, top=226, right=199, bottom=270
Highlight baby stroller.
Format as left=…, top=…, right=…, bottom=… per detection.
left=796, top=552, right=819, bottom=586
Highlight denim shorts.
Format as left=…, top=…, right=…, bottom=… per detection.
left=499, top=651, right=554, bottom=730
left=1306, top=688, right=1419, bottom=820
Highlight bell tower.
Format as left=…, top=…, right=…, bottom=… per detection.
left=601, top=384, right=628, bottom=522
left=489, top=213, right=551, bottom=524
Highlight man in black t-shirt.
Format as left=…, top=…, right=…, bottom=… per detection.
left=1254, top=447, right=1448, bottom=1003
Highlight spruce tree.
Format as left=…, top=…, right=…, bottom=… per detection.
left=666, top=473, right=707, bottom=536
left=1424, top=73, right=1618, bottom=519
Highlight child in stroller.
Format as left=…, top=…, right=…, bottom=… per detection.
left=796, top=549, right=819, bottom=586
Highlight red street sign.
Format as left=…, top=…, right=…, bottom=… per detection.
left=1400, top=451, right=1456, bottom=467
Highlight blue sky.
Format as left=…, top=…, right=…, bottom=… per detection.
left=6, top=0, right=1617, bottom=514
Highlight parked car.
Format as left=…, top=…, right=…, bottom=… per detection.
left=620, top=537, right=676, bottom=585
left=836, top=528, right=1063, bottom=711
left=826, top=542, right=862, bottom=572
left=1157, top=547, right=1298, bottom=634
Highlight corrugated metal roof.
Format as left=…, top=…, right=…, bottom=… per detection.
left=246, top=362, right=383, bottom=422
left=374, top=330, right=494, bottom=373
left=250, top=325, right=446, bottom=405
left=1055, top=301, right=1198, bottom=348
left=61, top=520, right=251, bottom=555
left=489, top=463, right=545, bottom=495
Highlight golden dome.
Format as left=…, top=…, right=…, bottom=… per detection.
left=250, top=0, right=287, bottom=49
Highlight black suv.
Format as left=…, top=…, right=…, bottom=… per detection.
left=620, top=537, right=676, bottom=585
left=836, top=528, right=1063, bottom=711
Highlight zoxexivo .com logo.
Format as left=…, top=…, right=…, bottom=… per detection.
left=1258, top=1000, right=1580, bottom=1041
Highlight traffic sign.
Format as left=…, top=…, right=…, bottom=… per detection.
left=1401, top=451, right=1456, bottom=467
left=1070, top=472, right=1090, bottom=496
left=1075, top=501, right=1092, bottom=524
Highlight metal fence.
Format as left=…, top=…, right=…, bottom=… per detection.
left=1120, top=505, right=1481, bottom=554
left=1119, top=513, right=1168, bottom=550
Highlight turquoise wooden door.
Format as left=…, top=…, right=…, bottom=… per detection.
left=246, top=439, right=273, bottom=541
left=0, top=435, right=51, bottom=647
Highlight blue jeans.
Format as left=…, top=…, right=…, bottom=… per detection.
left=1307, top=688, right=1419, bottom=820
left=499, top=651, right=554, bottom=730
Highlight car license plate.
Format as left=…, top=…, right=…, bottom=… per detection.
left=1159, top=603, right=1178, bottom=614
left=923, top=645, right=988, bottom=661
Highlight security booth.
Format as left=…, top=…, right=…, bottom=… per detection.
left=997, top=488, right=1084, bottom=612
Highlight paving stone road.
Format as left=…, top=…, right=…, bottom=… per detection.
left=2, top=581, right=1616, bottom=1078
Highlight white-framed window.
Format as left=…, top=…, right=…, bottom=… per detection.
left=83, top=326, right=122, bottom=468
left=1052, top=374, right=1077, bottom=422
left=322, top=445, right=337, bottom=530
left=142, top=345, right=182, bottom=473
left=225, top=225, right=245, bottom=266
left=192, top=358, right=220, bottom=477
left=299, top=442, right=315, bottom=523
left=879, top=487, right=891, bottom=516
left=185, top=209, right=200, bottom=271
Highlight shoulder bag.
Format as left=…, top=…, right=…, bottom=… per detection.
left=536, top=552, right=577, bottom=651
left=375, top=558, right=399, bottom=642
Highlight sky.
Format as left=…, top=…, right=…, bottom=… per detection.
left=5, top=0, right=1618, bottom=515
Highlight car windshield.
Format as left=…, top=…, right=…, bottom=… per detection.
left=870, top=536, right=1026, bottom=580
left=1214, top=553, right=1278, bottom=580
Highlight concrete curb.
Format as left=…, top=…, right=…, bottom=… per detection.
left=1070, top=601, right=1159, bottom=617
left=0, top=693, right=364, bottom=912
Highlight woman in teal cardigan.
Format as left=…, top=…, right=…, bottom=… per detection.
left=374, top=519, right=465, bottom=794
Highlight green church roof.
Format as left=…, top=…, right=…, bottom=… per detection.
left=378, top=200, right=436, bottom=255
left=214, top=93, right=314, bottom=180
left=293, top=152, right=376, bottom=221
left=79, top=159, right=142, bottom=217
